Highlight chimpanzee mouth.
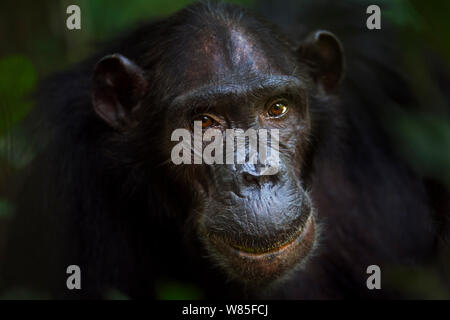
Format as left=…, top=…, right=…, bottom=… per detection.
left=205, top=212, right=315, bottom=284
left=229, top=215, right=313, bottom=255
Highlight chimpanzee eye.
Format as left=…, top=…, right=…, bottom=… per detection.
left=194, top=115, right=215, bottom=129
left=268, top=101, right=288, bottom=118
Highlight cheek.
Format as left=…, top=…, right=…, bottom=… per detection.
left=278, top=116, right=311, bottom=151
left=276, top=120, right=312, bottom=178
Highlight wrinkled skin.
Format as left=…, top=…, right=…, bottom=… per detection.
left=91, top=3, right=344, bottom=285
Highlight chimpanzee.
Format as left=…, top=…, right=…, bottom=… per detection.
left=1, top=0, right=449, bottom=299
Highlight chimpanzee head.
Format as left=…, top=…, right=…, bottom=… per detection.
left=91, top=3, right=344, bottom=286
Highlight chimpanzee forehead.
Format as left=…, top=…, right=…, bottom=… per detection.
left=229, top=27, right=271, bottom=72
left=175, top=24, right=294, bottom=90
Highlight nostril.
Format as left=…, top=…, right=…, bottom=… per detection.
left=242, top=171, right=280, bottom=187
left=242, top=172, right=259, bottom=185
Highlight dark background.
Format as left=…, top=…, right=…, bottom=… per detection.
left=0, top=0, right=449, bottom=299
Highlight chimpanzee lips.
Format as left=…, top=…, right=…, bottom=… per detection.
left=204, top=211, right=315, bottom=284
left=229, top=217, right=309, bottom=254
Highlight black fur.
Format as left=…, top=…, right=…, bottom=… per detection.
left=1, top=1, right=448, bottom=299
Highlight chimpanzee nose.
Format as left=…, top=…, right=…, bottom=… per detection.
left=240, top=163, right=280, bottom=187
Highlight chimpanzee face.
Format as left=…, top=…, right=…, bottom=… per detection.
left=92, top=11, right=344, bottom=285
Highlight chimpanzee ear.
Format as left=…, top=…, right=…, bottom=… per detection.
left=298, top=30, right=345, bottom=94
left=92, top=54, right=148, bottom=129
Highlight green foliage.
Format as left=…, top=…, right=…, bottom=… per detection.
left=384, top=0, right=425, bottom=32
left=63, top=0, right=255, bottom=42
left=409, top=0, right=450, bottom=62
left=386, top=0, right=450, bottom=64
left=0, top=55, right=36, bottom=181
left=383, top=0, right=450, bottom=189
left=0, top=55, right=36, bottom=135
left=156, top=280, right=203, bottom=300
left=104, top=288, right=130, bottom=300
left=0, top=287, right=50, bottom=300
left=0, top=198, right=13, bottom=219
left=389, top=111, right=450, bottom=187
left=384, top=265, right=450, bottom=299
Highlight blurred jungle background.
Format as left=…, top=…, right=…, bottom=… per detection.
left=0, top=0, right=449, bottom=299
